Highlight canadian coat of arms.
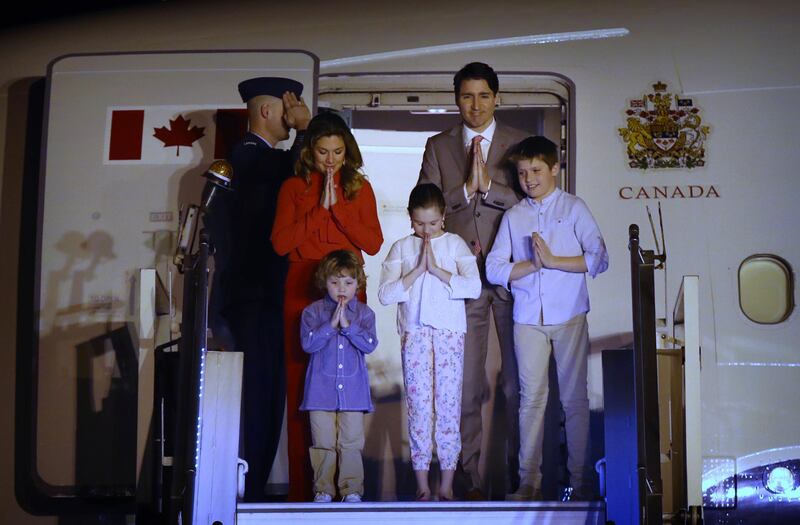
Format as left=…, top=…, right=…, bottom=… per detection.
left=619, top=81, right=710, bottom=169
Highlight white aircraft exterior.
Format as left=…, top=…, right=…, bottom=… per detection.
left=0, top=1, right=798, bottom=523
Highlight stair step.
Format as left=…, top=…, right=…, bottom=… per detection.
left=237, top=501, right=605, bottom=524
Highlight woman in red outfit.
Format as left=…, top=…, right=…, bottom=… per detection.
left=271, top=113, right=383, bottom=501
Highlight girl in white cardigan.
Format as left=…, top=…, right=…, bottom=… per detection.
left=378, top=183, right=481, bottom=501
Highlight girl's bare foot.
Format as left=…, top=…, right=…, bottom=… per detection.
left=414, top=470, right=431, bottom=501
left=439, top=469, right=455, bottom=501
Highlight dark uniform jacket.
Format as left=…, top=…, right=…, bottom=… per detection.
left=206, top=131, right=301, bottom=337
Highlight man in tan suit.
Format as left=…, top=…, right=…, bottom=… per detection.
left=418, top=62, right=528, bottom=500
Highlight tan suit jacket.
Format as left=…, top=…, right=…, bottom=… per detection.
left=418, top=121, right=529, bottom=257
left=417, top=121, right=528, bottom=491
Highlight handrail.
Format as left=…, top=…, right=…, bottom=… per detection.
left=673, top=276, right=702, bottom=510
left=629, top=224, right=664, bottom=524
left=167, top=231, right=211, bottom=525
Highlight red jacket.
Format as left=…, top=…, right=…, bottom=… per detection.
left=271, top=171, right=383, bottom=262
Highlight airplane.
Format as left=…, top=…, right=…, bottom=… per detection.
left=1, top=1, right=798, bottom=523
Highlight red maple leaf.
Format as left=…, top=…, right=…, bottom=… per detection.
left=153, top=115, right=205, bottom=156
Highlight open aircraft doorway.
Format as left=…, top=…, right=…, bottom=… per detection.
left=316, top=72, right=580, bottom=503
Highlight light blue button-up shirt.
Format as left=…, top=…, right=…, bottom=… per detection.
left=299, top=296, right=378, bottom=412
left=486, top=188, right=608, bottom=326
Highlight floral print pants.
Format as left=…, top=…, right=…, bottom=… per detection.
left=401, top=327, right=465, bottom=471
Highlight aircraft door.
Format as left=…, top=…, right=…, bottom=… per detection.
left=16, top=50, right=318, bottom=515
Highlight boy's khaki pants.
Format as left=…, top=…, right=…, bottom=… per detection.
left=514, top=313, right=590, bottom=491
left=309, top=410, right=365, bottom=497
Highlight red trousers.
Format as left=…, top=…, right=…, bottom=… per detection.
left=284, top=260, right=319, bottom=501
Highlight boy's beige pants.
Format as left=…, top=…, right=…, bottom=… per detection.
left=514, top=313, right=590, bottom=491
left=309, top=410, right=365, bottom=497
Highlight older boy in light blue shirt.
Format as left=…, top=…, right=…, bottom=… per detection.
left=486, top=136, right=608, bottom=501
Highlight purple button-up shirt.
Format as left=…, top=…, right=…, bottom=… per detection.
left=486, top=188, right=608, bottom=326
left=299, top=296, right=378, bottom=412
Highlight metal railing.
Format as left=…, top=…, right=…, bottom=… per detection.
left=629, top=224, right=664, bottom=524
left=167, top=232, right=211, bottom=525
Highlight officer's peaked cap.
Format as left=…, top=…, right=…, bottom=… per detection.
left=238, top=77, right=303, bottom=103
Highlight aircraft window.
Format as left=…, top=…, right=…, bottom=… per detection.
left=738, top=255, right=794, bottom=324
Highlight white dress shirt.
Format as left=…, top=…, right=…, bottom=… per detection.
left=378, top=232, right=481, bottom=334
left=463, top=119, right=495, bottom=159
left=485, top=188, right=609, bottom=326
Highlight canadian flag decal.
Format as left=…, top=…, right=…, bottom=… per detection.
left=108, top=110, right=145, bottom=160
left=105, top=106, right=248, bottom=164
left=153, top=115, right=206, bottom=156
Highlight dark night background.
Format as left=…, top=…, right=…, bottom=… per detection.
left=1, top=1, right=162, bottom=29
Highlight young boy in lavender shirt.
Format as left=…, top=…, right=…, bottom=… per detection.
left=299, top=250, right=378, bottom=503
left=486, top=136, right=608, bottom=501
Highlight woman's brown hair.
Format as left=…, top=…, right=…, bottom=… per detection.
left=295, top=112, right=366, bottom=200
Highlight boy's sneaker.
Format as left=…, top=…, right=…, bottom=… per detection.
left=506, top=484, right=543, bottom=501
left=313, top=492, right=333, bottom=503
left=342, top=493, right=362, bottom=503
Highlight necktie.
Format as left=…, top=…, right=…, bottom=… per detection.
left=470, top=135, right=485, bottom=256
left=471, top=134, right=484, bottom=155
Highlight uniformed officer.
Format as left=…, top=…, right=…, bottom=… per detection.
left=205, top=76, right=311, bottom=502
